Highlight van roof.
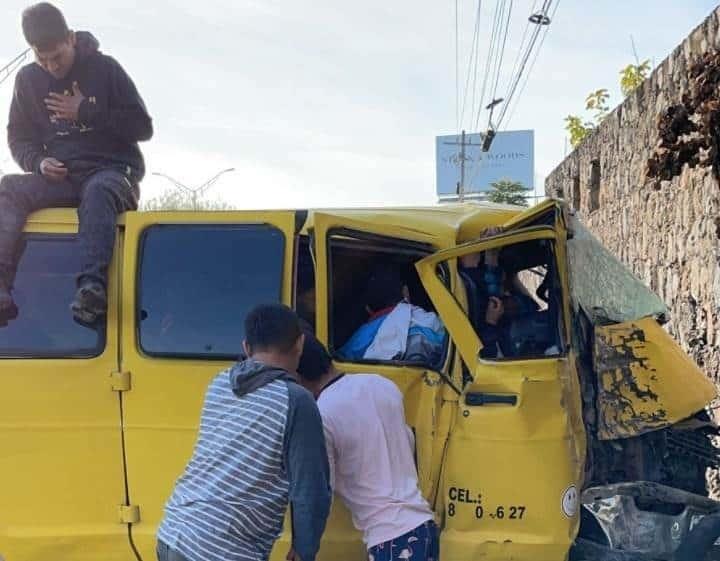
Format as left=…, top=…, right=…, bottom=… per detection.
left=24, top=201, right=529, bottom=242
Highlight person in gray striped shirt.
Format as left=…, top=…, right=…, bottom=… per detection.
left=157, top=304, right=332, bottom=561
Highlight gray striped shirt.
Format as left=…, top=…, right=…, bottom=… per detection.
left=157, top=360, right=331, bottom=561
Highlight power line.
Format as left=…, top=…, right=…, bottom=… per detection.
left=501, top=0, right=560, bottom=128
left=455, top=0, right=460, bottom=134
left=496, top=0, right=555, bottom=128
left=496, top=20, right=544, bottom=126
left=459, top=0, right=483, bottom=130
left=474, top=0, right=503, bottom=131
left=489, top=0, right=514, bottom=109
left=504, top=0, right=539, bottom=98
left=469, top=1, right=484, bottom=130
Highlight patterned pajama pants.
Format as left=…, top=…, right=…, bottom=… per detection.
left=368, top=520, right=439, bottom=561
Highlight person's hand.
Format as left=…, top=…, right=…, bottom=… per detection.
left=286, top=548, right=301, bottom=561
left=460, top=253, right=482, bottom=268
left=40, top=157, right=68, bottom=181
left=485, top=296, right=504, bottom=325
left=45, top=82, right=85, bottom=121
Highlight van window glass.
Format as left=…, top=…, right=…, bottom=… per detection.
left=567, top=216, right=667, bottom=323
left=0, top=235, right=104, bottom=358
left=457, top=237, right=564, bottom=360
left=138, top=224, right=285, bottom=358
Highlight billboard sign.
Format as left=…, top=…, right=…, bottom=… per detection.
left=436, top=130, right=534, bottom=197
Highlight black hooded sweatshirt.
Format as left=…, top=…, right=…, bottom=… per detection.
left=7, top=31, right=153, bottom=183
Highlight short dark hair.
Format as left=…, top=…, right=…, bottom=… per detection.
left=297, top=333, right=332, bottom=382
left=22, top=3, right=69, bottom=50
left=363, top=265, right=404, bottom=312
left=244, top=304, right=302, bottom=354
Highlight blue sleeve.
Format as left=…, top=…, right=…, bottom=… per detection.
left=283, top=382, right=332, bottom=561
left=8, top=72, right=45, bottom=173
left=338, top=316, right=386, bottom=360
left=482, top=264, right=503, bottom=298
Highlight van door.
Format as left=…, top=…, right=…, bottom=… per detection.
left=415, top=219, right=587, bottom=561
left=118, top=211, right=298, bottom=559
left=0, top=215, right=127, bottom=560
left=310, top=211, right=461, bottom=560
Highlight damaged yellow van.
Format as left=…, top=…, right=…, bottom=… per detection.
left=1, top=199, right=718, bottom=561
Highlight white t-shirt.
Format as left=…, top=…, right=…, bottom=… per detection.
left=317, top=373, right=434, bottom=548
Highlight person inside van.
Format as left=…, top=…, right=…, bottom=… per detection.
left=157, top=304, right=331, bottom=561
left=297, top=334, right=439, bottom=561
left=0, top=3, right=153, bottom=325
left=337, top=265, right=445, bottom=365
left=459, top=228, right=556, bottom=359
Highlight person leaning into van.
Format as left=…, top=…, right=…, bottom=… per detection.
left=0, top=2, right=152, bottom=325
left=296, top=334, right=439, bottom=561
left=156, top=304, right=331, bottom=561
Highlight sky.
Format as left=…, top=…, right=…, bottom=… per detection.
left=0, top=1, right=718, bottom=209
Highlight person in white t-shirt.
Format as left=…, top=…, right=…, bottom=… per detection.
left=296, top=334, right=439, bottom=561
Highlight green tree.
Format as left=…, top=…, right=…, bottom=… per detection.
left=565, top=58, right=652, bottom=148
left=565, top=89, right=610, bottom=148
left=585, top=88, right=610, bottom=121
left=487, top=179, right=531, bottom=206
left=564, top=115, right=594, bottom=148
left=620, top=59, right=651, bottom=96
left=141, top=187, right=233, bottom=211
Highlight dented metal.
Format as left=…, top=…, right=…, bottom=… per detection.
left=593, top=318, right=716, bottom=440
left=580, top=482, right=720, bottom=560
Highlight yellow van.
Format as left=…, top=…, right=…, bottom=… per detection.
left=1, top=199, right=718, bottom=561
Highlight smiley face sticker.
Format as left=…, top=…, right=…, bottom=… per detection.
left=561, top=485, right=579, bottom=518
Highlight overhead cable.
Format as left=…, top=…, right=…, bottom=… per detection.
left=474, top=0, right=504, bottom=131
left=501, top=0, right=560, bottom=128
left=459, top=0, right=483, bottom=130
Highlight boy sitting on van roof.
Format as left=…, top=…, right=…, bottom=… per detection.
left=338, top=265, right=446, bottom=365
left=0, top=3, right=152, bottom=324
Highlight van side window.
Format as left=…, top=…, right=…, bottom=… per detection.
left=0, top=235, right=104, bottom=357
left=328, top=232, right=447, bottom=368
left=458, top=238, right=564, bottom=360
left=138, top=224, right=285, bottom=358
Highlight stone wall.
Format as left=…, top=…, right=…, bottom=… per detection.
left=545, top=7, right=720, bottom=381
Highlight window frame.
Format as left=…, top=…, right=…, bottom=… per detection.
left=135, top=223, right=286, bottom=360
left=415, top=227, right=569, bottom=377
left=325, top=227, right=452, bottom=371
left=0, top=233, right=106, bottom=360
left=472, top=237, right=568, bottom=363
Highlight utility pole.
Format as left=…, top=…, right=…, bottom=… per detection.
left=443, top=130, right=482, bottom=202
left=152, top=168, right=235, bottom=210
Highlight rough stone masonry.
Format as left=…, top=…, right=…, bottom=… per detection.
left=545, top=7, right=720, bottom=386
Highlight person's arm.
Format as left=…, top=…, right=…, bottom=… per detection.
left=323, top=421, right=337, bottom=492
left=78, top=57, right=153, bottom=143
left=479, top=296, right=504, bottom=359
left=284, top=383, right=332, bottom=561
left=7, top=72, right=46, bottom=173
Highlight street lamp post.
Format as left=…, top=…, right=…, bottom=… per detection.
left=152, top=168, right=235, bottom=210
